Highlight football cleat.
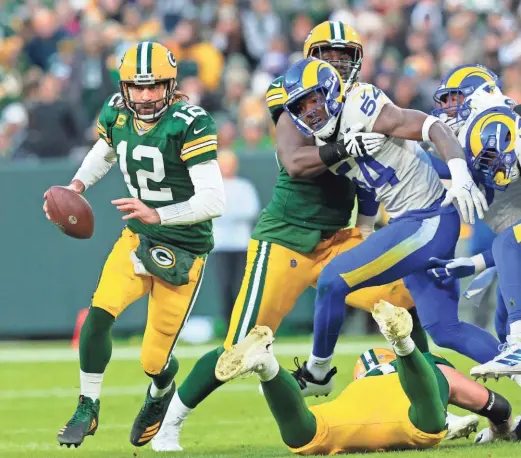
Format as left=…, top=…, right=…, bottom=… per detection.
left=475, top=415, right=521, bottom=444
left=289, top=358, right=337, bottom=397
left=444, top=412, right=479, bottom=440
left=151, top=414, right=184, bottom=452
left=57, top=395, right=100, bottom=448
left=130, top=384, right=175, bottom=447
left=471, top=340, right=521, bottom=379
left=215, top=325, right=274, bottom=382
left=371, top=300, right=413, bottom=343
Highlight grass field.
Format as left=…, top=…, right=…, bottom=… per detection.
left=1, top=337, right=520, bottom=458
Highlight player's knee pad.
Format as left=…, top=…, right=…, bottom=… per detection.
left=141, top=345, right=171, bottom=376
left=424, top=322, right=460, bottom=349
left=317, top=269, right=350, bottom=302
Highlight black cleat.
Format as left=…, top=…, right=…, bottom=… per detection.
left=290, top=357, right=337, bottom=397
left=57, top=395, right=100, bottom=447
left=130, top=384, right=176, bottom=447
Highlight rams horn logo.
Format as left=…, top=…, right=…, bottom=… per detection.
left=167, top=51, right=177, bottom=68
left=150, top=246, right=176, bottom=269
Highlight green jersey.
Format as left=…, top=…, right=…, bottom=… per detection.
left=97, top=94, right=217, bottom=254
left=252, top=77, right=356, bottom=253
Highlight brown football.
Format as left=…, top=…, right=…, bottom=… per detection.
left=46, top=186, right=94, bottom=239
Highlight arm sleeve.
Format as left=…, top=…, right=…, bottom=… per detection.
left=471, top=249, right=496, bottom=272
left=156, top=160, right=226, bottom=226
left=72, top=139, right=117, bottom=190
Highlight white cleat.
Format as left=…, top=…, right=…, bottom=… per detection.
left=444, top=412, right=479, bottom=440
left=471, top=340, right=521, bottom=380
left=474, top=427, right=495, bottom=444
left=215, top=326, right=274, bottom=382
left=371, top=300, right=413, bottom=343
left=151, top=416, right=184, bottom=452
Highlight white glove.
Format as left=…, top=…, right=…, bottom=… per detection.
left=442, top=158, right=489, bottom=224
left=342, top=122, right=386, bottom=158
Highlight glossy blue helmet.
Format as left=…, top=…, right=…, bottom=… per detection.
left=283, top=58, right=344, bottom=137
left=432, top=64, right=501, bottom=131
left=465, top=106, right=520, bottom=191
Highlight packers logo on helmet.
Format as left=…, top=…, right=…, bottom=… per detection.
left=283, top=58, right=344, bottom=138
left=353, top=348, right=396, bottom=380
left=303, top=21, right=363, bottom=89
left=465, top=106, right=520, bottom=191
left=119, top=41, right=178, bottom=122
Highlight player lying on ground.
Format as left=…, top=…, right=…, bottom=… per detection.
left=151, top=21, right=430, bottom=453
left=44, top=41, right=225, bottom=448
left=216, top=301, right=520, bottom=455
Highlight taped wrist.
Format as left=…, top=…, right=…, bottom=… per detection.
left=319, top=143, right=346, bottom=167
left=474, top=389, right=511, bottom=426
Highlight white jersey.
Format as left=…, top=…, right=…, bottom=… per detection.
left=457, top=84, right=521, bottom=234
left=321, top=83, right=445, bottom=219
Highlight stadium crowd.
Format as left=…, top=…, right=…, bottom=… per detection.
left=0, top=0, right=520, bottom=162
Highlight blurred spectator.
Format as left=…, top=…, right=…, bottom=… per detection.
left=212, top=149, right=260, bottom=323
left=13, top=74, right=82, bottom=160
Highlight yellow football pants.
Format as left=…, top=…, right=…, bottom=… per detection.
left=224, top=228, right=413, bottom=349
left=92, top=229, right=206, bottom=375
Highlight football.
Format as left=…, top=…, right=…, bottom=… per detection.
left=46, top=186, right=94, bottom=239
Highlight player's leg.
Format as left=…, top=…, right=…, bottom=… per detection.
left=405, top=270, right=500, bottom=363
left=372, top=301, right=446, bottom=434
left=130, top=256, right=206, bottom=447
left=215, top=326, right=317, bottom=449
left=310, top=211, right=459, bottom=378
left=495, top=285, right=508, bottom=344
left=58, top=229, right=152, bottom=447
left=472, top=222, right=521, bottom=378
left=152, top=239, right=314, bottom=451
left=331, top=229, right=429, bottom=353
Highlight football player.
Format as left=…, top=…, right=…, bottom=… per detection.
left=151, top=21, right=431, bottom=452
left=282, top=58, right=498, bottom=387
left=427, top=106, right=521, bottom=381
left=43, top=42, right=225, bottom=448
left=216, top=301, right=518, bottom=455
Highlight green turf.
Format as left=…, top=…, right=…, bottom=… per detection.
left=0, top=339, right=519, bottom=458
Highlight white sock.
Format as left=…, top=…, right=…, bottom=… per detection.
left=150, top=380, right=173, bottom=399
left=392, top=336, right=415, bottom=357
left=168, top=391, right=192, bottom=420
left=257, top=355, right=280, bottom=382
left=509, top=321, right=521, bottom=343
left=80, top=370, right=104, bottom=401
left=307, top=354, right=333, bottom=381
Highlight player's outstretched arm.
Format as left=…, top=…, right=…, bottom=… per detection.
left=277, top=113, right=386, bottom=178
left=372, top=104, right=488, bottom=224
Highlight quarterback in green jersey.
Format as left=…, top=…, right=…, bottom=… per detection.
left=151, top=22, right=433, bottom=453
left=43, top=42, right=225, bottom=448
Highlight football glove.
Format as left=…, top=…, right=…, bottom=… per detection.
left=427, top=251, right=494, bottom=285
left=340, top=122, right=386, bottom=158
left=442, top=158, right=488, bottom=224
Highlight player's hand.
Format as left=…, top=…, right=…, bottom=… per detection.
left=43, top=181, right=85, bottom=220
left=442, top=158, right=488, bottom=224
left=112, top=198, right=160, bottom=224
left=426, top=256, right=477, bottom=285
left=340, top=122, right=386, bottom=158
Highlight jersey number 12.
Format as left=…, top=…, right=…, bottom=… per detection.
left=116, top=141, right=173, bottom=201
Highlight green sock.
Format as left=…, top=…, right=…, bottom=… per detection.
left=261, top=368, right=317, bottom=449
left=409, top=307, right=429, bottom=353
left=79, top=307, right=115, bottom=373
left=177, top=347, right=224, bottom=409
left=396, top=348, right=446, bottom=433
left=150, top=356, right=180, bottom=389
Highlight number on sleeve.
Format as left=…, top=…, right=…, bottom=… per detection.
left=173, top=105, right=207, bottom=126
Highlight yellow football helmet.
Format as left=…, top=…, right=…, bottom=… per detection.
left=119, top=41, right=178, bottom=122
left=353, top=348, right=396, bottom=380
left=303, top=21, right=363, bottom=89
